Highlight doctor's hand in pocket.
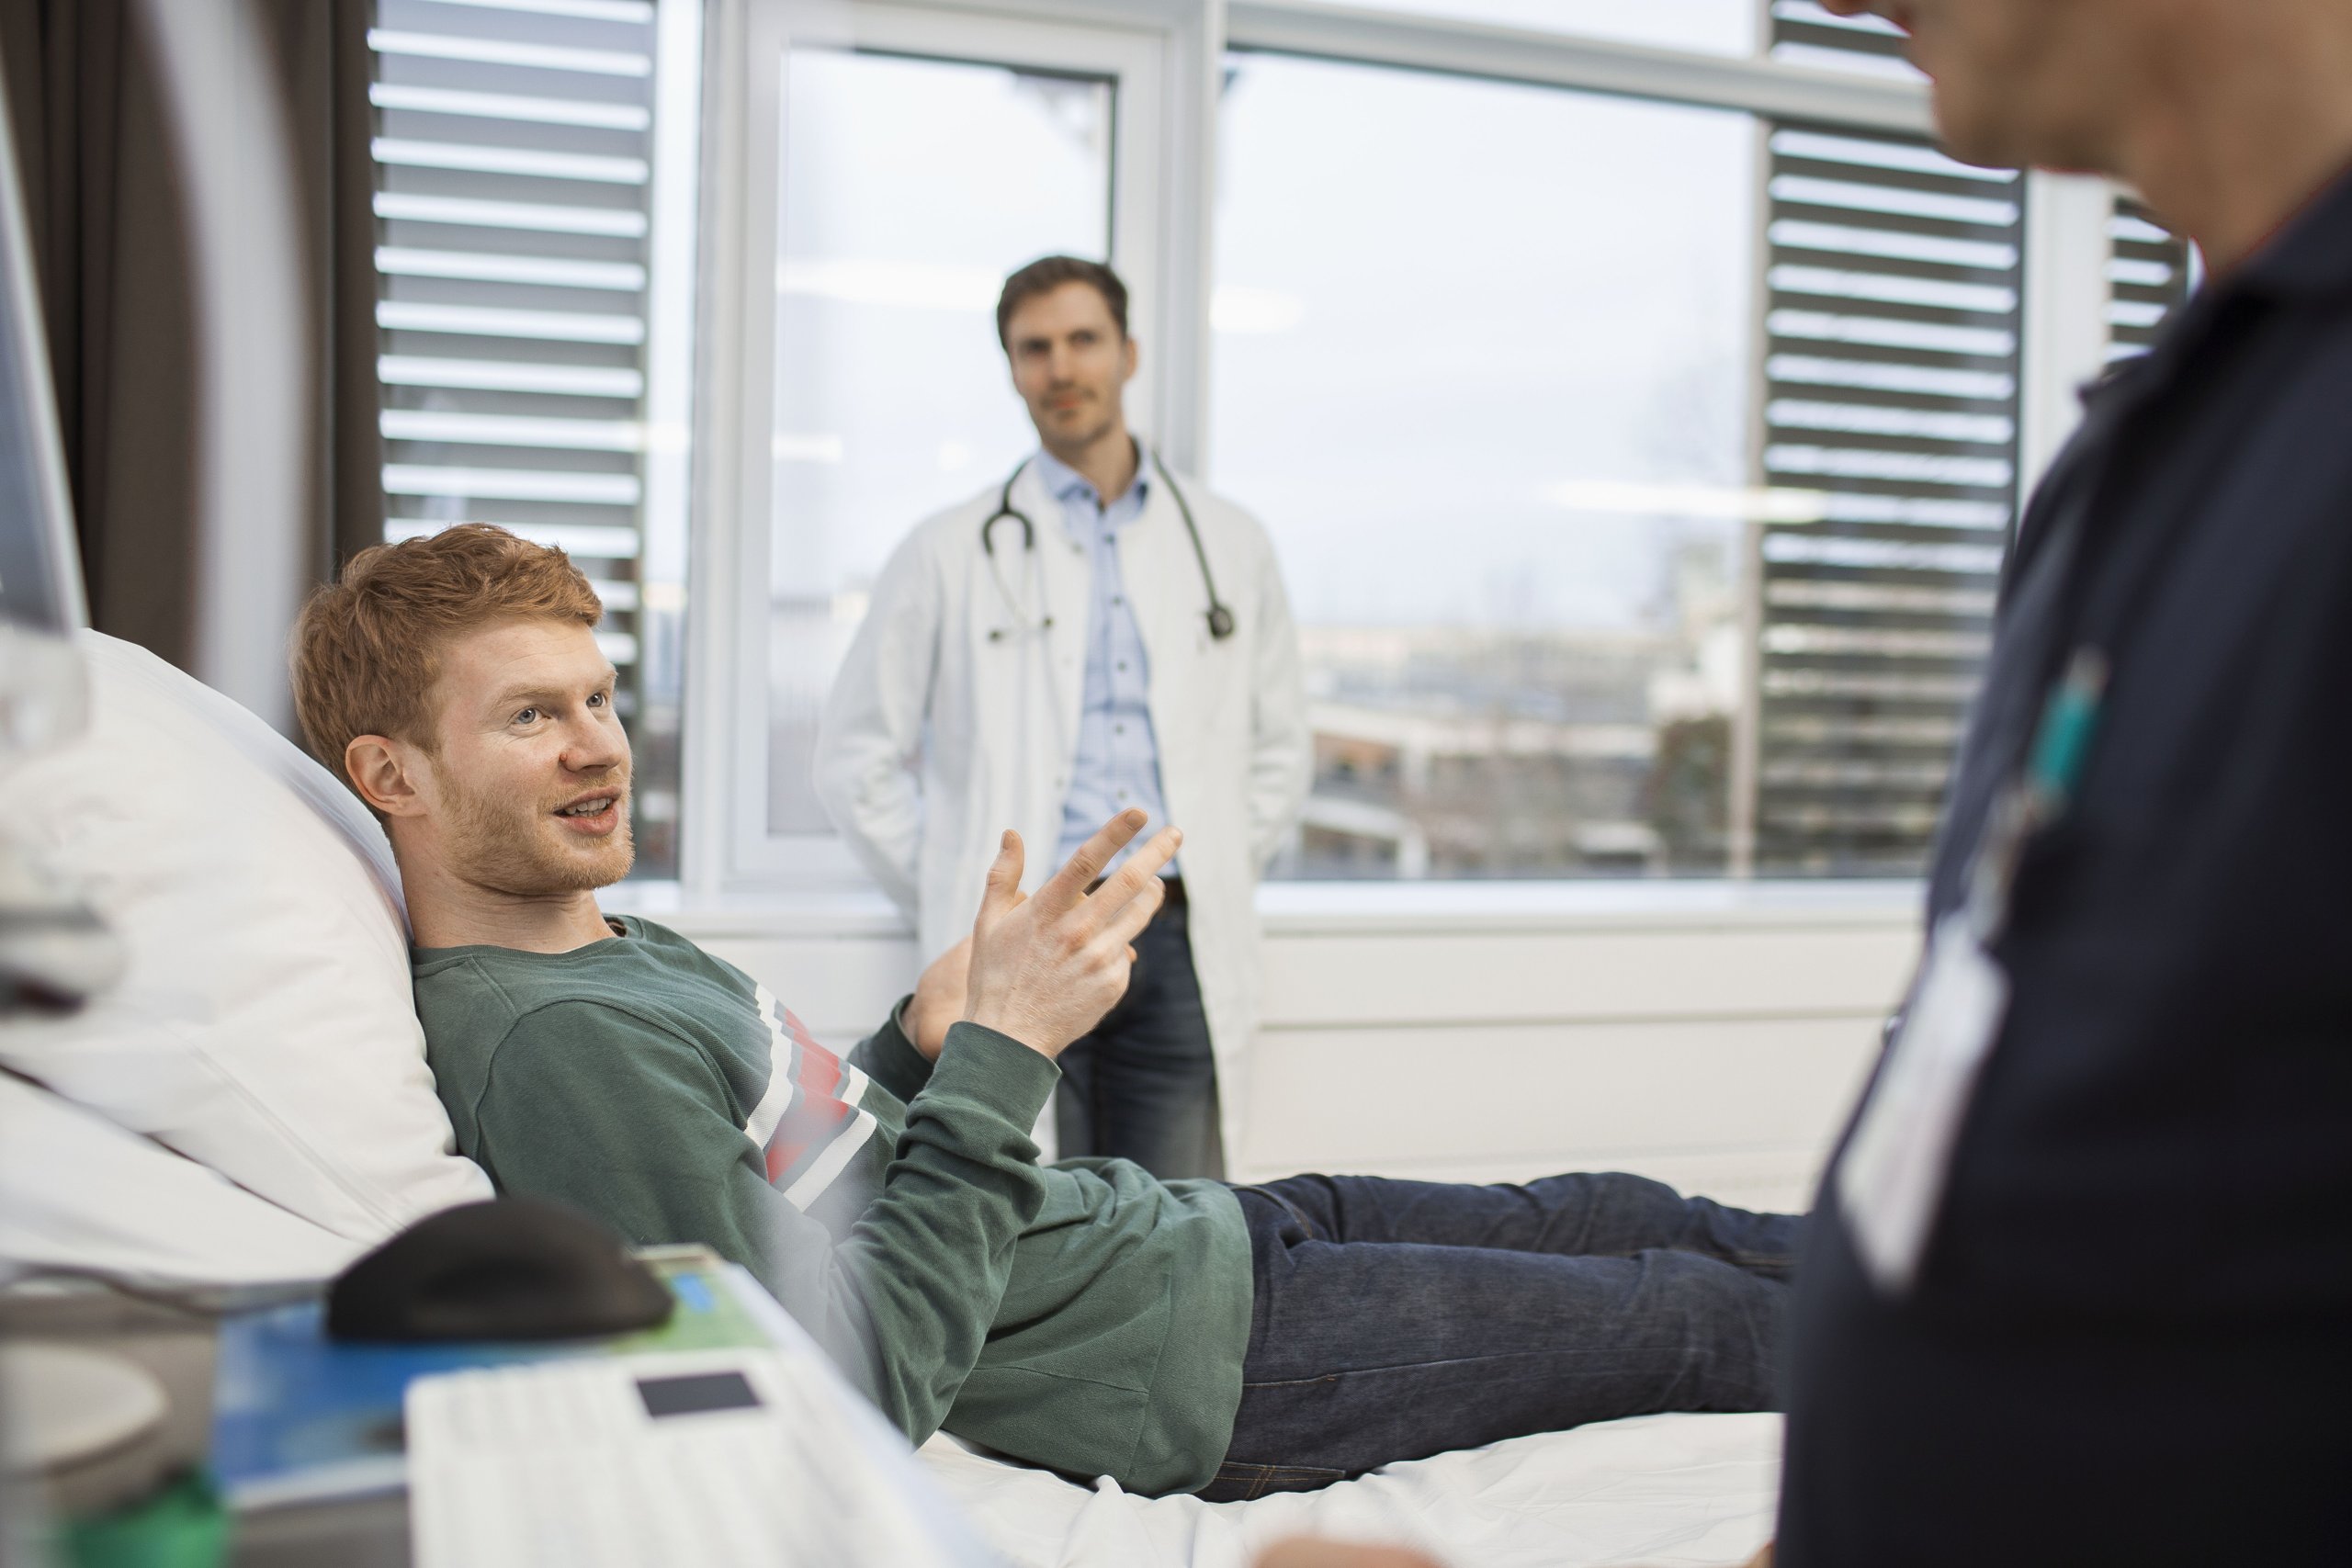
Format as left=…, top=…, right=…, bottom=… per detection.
left=961, top=808, right=1179, bottom=1061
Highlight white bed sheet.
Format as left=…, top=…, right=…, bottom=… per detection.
left=919, top=1413, right=1780, bottom=1568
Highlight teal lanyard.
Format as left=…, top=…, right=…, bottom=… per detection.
left=1961, top=649, right=2107, bottom=946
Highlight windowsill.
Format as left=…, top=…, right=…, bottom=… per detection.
left=606, top=877, right=1924, bottom=939
left=1256, top=878, right=1921, bottom=933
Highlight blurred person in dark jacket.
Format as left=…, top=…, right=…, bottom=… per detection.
left=1779, top=2, right=2352, bottom=1563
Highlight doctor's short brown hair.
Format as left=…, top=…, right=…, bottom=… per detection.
left=291, top=523, right=604, bottom=795
left=996, top=255, right=1129, bottom=349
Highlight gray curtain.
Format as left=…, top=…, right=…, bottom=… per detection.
left=0, top=0, right=197, bottom=660
left=0, top=0, right=379, bottom=688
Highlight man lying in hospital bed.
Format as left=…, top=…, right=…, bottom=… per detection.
left=295, top=522, right=1799, bottom=1503
left=1, top=531, right=1784, bottom=1567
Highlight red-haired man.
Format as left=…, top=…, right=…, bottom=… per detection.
left=295, top=524, right=1802, bottom=1499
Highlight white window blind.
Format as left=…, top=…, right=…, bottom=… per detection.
left=2109, top=194, right=2193, bottom=363
left=367, top=0, right=688, bottom=875
left=1767, top=0, right=1923, bottom=81
left=1750, top=8, right=2022, bottom=875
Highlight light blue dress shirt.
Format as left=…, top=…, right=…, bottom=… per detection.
left=1037, top=445, right=1177, bottom=875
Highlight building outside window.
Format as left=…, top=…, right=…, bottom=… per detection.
left=1211, top=54, right=1758, bottom=880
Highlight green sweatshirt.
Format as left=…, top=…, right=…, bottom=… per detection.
left=412, top=916, right=1251, bottom=1496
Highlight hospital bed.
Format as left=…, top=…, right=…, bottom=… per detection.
left=0, top=631, right=1781, bottom=1566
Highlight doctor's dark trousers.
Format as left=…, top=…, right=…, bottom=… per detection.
left=1053, top=880, right=1225, bottom=1180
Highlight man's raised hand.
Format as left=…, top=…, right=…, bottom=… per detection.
left=962, top=809, right=1181, bottom=1060
left=905, top=935, right=972, bottom=1061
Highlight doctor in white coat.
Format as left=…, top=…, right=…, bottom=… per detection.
left=814, top=256, right=1310, bottom=1179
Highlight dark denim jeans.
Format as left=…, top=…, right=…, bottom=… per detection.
left=1199, top=1171, right=1803, bottom=1500
left=1053, top=890, right=1224, bottom=1179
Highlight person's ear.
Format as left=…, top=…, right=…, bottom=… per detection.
left=345, top=734, right=430, bottom=819
left=1121, top=333, right=1139, bottom=383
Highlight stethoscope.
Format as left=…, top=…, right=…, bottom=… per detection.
left=979, top=447, right=1237, bottom=644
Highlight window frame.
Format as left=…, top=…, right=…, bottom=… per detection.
left=676, top=0, right=2132, bottom=908
left=688, top=0, right=1181, bottom=894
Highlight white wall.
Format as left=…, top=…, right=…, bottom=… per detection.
left=658, top=882, right=1919, bottom=1216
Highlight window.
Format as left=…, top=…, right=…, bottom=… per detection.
left=367, top=0, right=699, bottom=876
left=1210, top=37, right=2026, bottom=882
left=704, top=2, right=1166, bottom=886
left=1767, top=1, right=1926, bottom=82
left=763, top=49, right=1116, bottom=835
left=687, top=0, right=2145, bottom=898
left=1752, top=125, right=2019, bottom=874
left=2108, top=195, right=2195, bottom=363
left=1339, top=0, right=1756, bottom=56
left=1212, top=54, right=1757, bottom=878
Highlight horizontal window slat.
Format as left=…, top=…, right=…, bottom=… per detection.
left=1768, top=219, right=2018, bottom=272
left=1769, top=309, right=2016, bottom=357
left=1762, top=669, right=1984, bottom=701
left=1767, top=399, right=2013, bottom=443
left=408, top=0, right=654, bottom=23
left=375, top=191, right=648, bottom=236
left=1764, top=580, right=1998, bottom=615
left=1761, top=760, right=1955, bottom=789
left=1769, top=41, right=1922, bottom=83
left=1766, top=352, right=2014, bottom=400
left=376, top=246, right=645, bottom=290
left=1763, top=625, right=1993, bottom=658
left=1811, top=494, right=2009, bottom=527
left=369, top=83, right=650, bottom=130
left=1766, top=444, right=2014, bottom=488
left=377, top=300, right=645, bottom=343
left=1766, top=716, right=1965, bottom=745
left=372, top=137, right=649, bottom=184
left=368, top=28, right=650, bottom=77
left=383, top=464, right=642, bottom=503
left=1771, top=2, right=1905, bottom=38
left=1769, top=264, right=2017, bottom=314
left=1770, top=175, right=2018, bottom=227
left=381, top=410, right=643, bottom=449
left=378, top=355, right=644, bottom=396
left=2107, top=256, right=2177, bottom=288
left=387, top=518, right=642, bottom=558
left=1769, top=129, right=2015, bottom=185
left=1762, top=533, right=2004, bottom=573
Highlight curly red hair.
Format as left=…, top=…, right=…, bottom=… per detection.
left=291, top=525, right=603, bottom=800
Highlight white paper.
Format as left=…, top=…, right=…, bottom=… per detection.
left=1837, top=914, right=2011, bottom=1294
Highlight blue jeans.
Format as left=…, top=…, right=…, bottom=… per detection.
left=1200, top=1171, right=1802, bottom=1500
left=1053, top=890, right=1224, bottom=1179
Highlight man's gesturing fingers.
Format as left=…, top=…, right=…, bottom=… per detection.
left=962, top=818, right=1175, bottom=1061
left=1036, top=808, right=1148, bottom=912
left=1091, top=826, right=1182, bottom=914
left=978, top=829, right=1024, bottom=918
left=1095, top=872, right=1166, bottom=954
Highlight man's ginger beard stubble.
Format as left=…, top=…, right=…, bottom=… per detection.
left=430, top=750, right=636, bottom=897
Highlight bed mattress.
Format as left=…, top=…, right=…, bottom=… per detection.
left=919, top=1412, right=1781, bottom=1568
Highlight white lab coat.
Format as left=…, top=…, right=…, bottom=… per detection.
left=813, top=457, right=1312, bottom=1162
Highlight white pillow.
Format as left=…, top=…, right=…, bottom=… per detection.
left=0, top=633, right=492, bottom=1244
left=0, top=1075, right=361, bottom=1289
